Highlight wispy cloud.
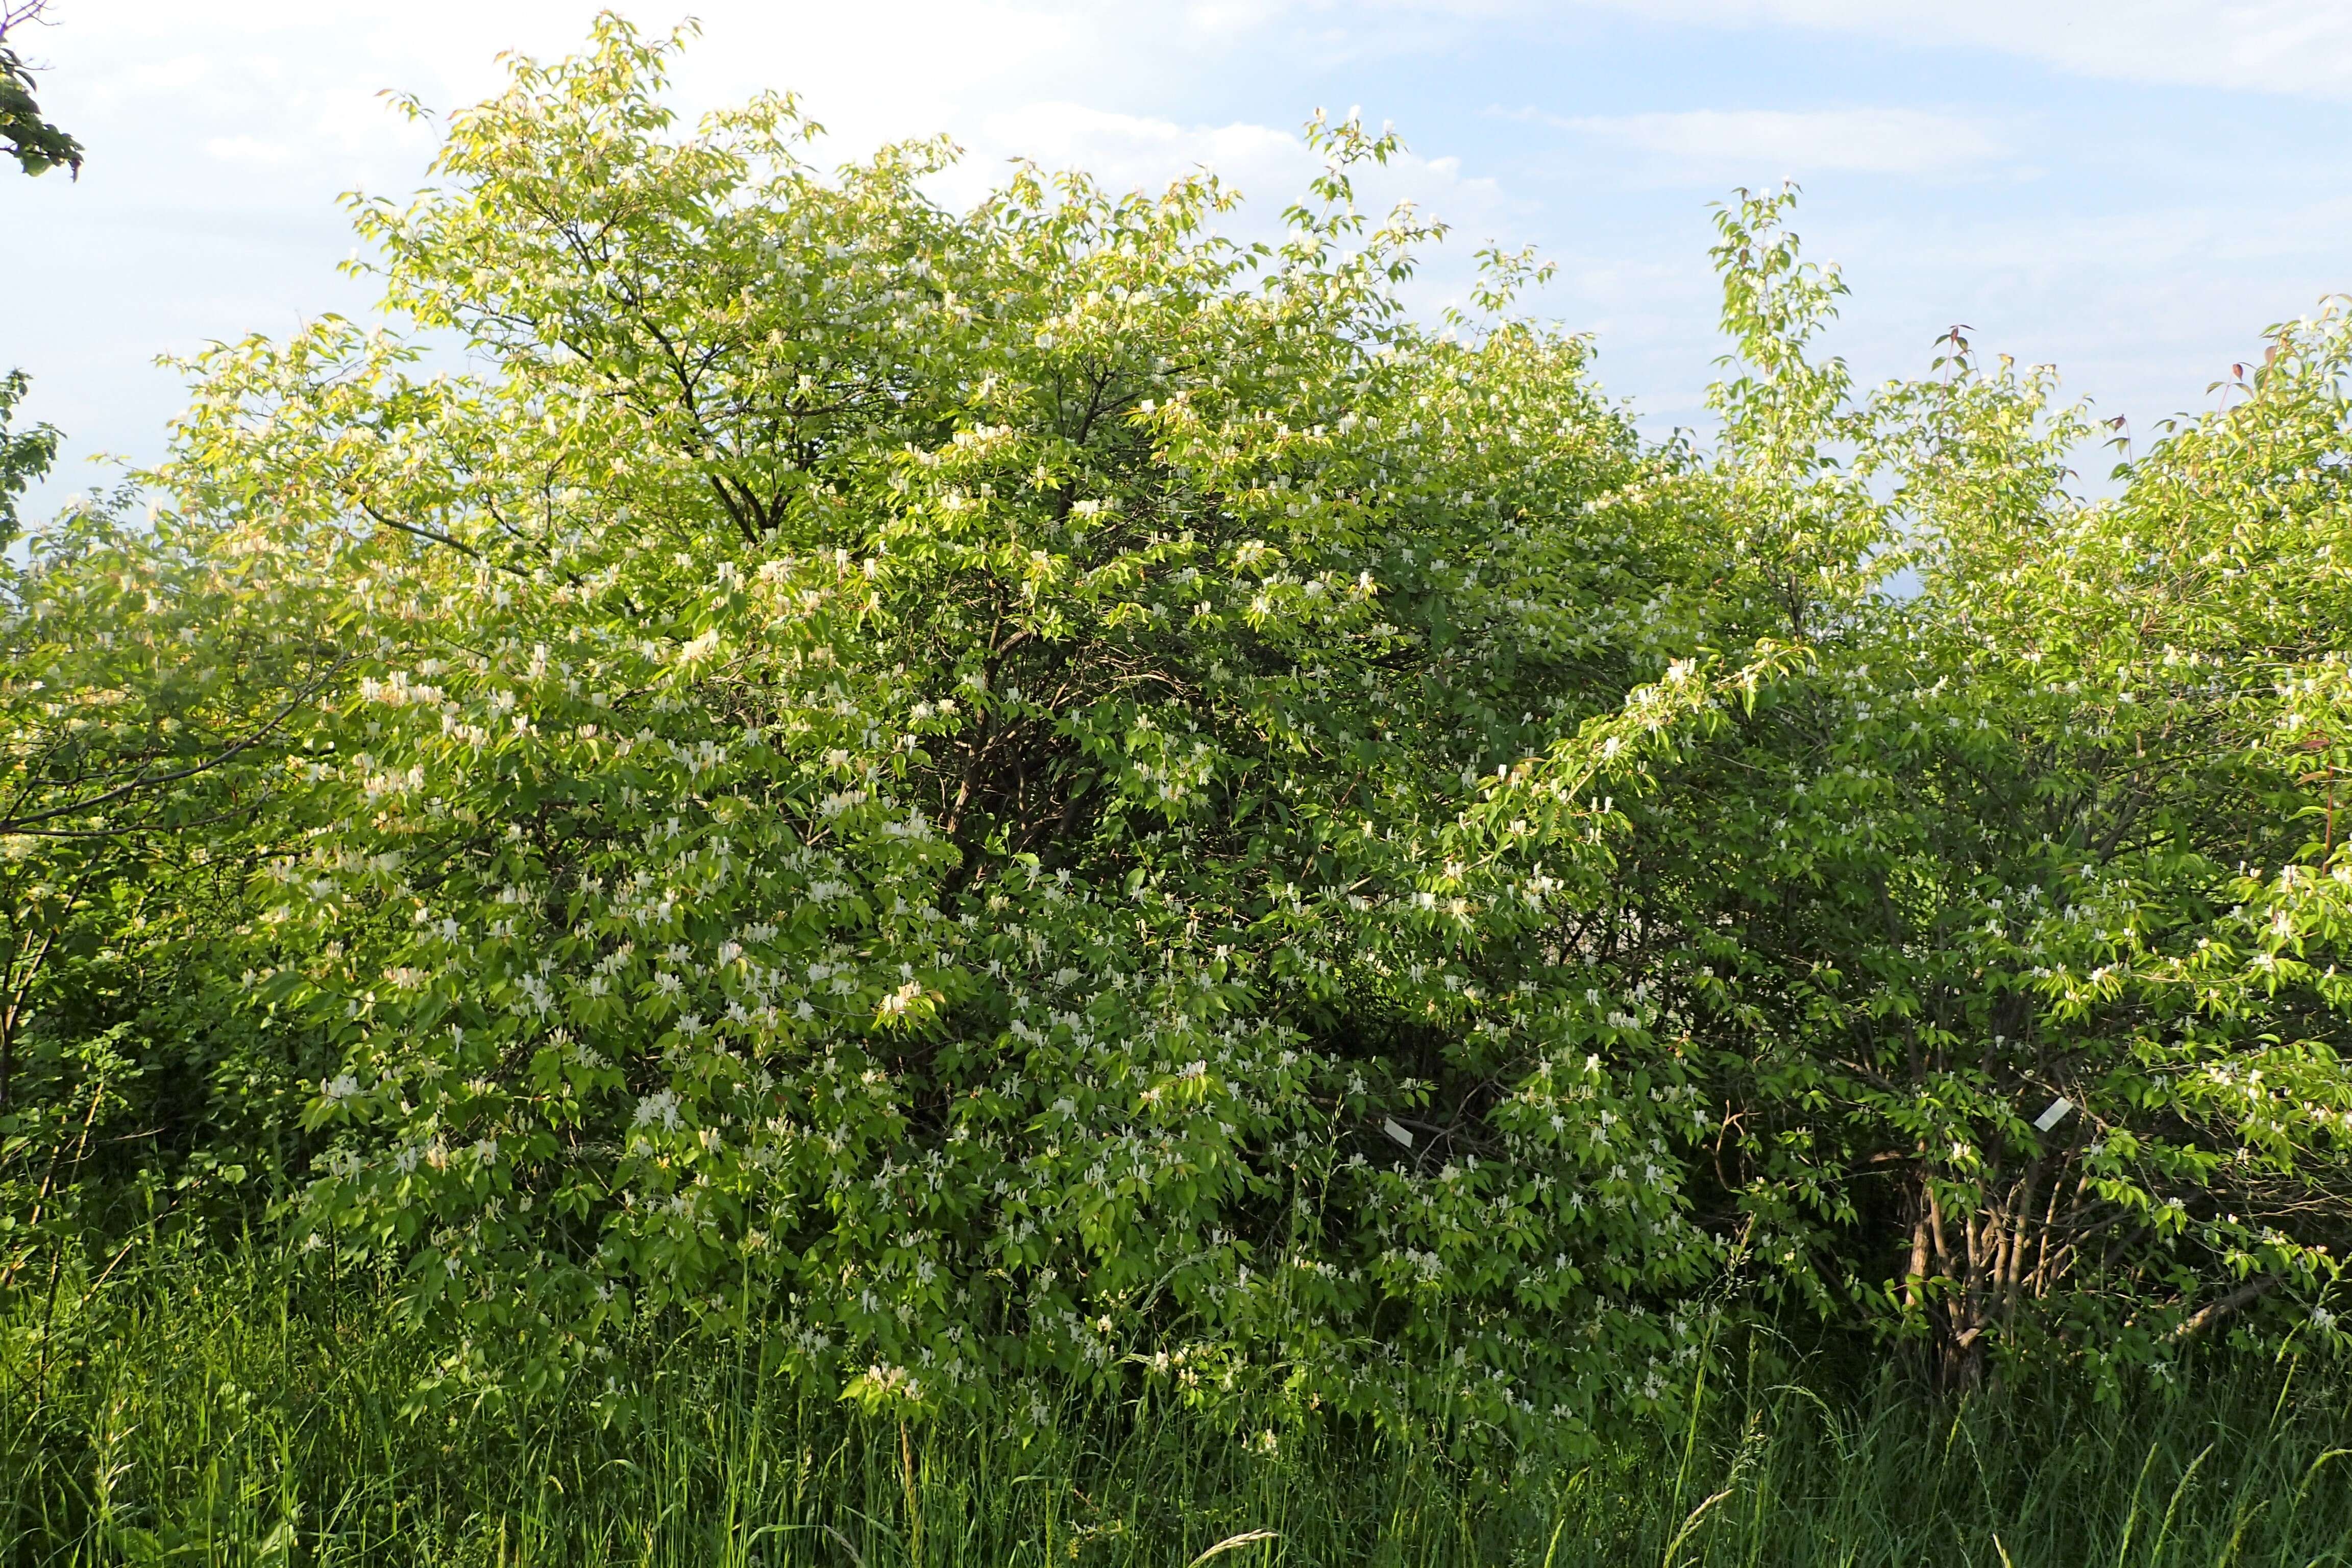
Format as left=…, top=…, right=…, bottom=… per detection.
left=970, top=102, right=1501, bottom=200
left=1517, top=107, right=2007, bottom=177
left=974, top=103, right=1305, bottom=185
left=1568, top=1, right=2352, bottom=100
left=202, top=134, right=298, bottom=166
left=1216, top=0, right=2352, bottom=100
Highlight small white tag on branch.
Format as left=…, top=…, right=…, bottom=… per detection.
left=1381, top=1117, right=1415, bottom=1149
left=2032, top=1096, right=2075, bottom=1133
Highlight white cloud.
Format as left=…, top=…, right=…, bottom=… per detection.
left=961, top=100, right=1499, bottom=199
left=203, top=135, right=298, bottom=166
left=1545, top=107, right=2006, bottom=176
left=973, top=102, right=1308, bottom=192
left=1206, top=0, right=2352, bottom=99
left=1571, top=0, right=2352, bottom=99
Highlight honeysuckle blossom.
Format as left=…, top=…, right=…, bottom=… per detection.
left=0, top=16, right=2306, bottom=1446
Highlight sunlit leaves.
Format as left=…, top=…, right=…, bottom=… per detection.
left=148, top=17, right=1757, bottom=1440
left=26, top=13, right=2352, bottom=1440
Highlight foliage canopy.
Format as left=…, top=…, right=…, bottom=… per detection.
left=7, top=16, right=2351, bottom=1443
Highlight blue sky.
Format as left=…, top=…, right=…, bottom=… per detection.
left=11, top=1, right=2352, bottom=516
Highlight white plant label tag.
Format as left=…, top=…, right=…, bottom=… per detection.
left=2033, top=1096, right=2075, bottom=1133
left=1381, top=1117, right=1415, bottom=1149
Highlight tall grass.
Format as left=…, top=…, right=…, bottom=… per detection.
left=5, top=1243, right=2350, bottom=1566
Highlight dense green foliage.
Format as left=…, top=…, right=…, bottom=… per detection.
left=0, top=1, right=82, bottom=179
left=7, top=1244, right=2352, bottom=1566
left=158, top=24, right=1752, bottom=1432
left=6, top=14, right=2352, bottom=1472
left=0, top=371, right=59, bottom=545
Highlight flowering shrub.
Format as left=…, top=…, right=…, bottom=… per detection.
left=17, top=14, right=2348, bottom=1440
left=1607, top=204, right=2352, bottom=1385
left=149, top=20, right=1770, bottom=1436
